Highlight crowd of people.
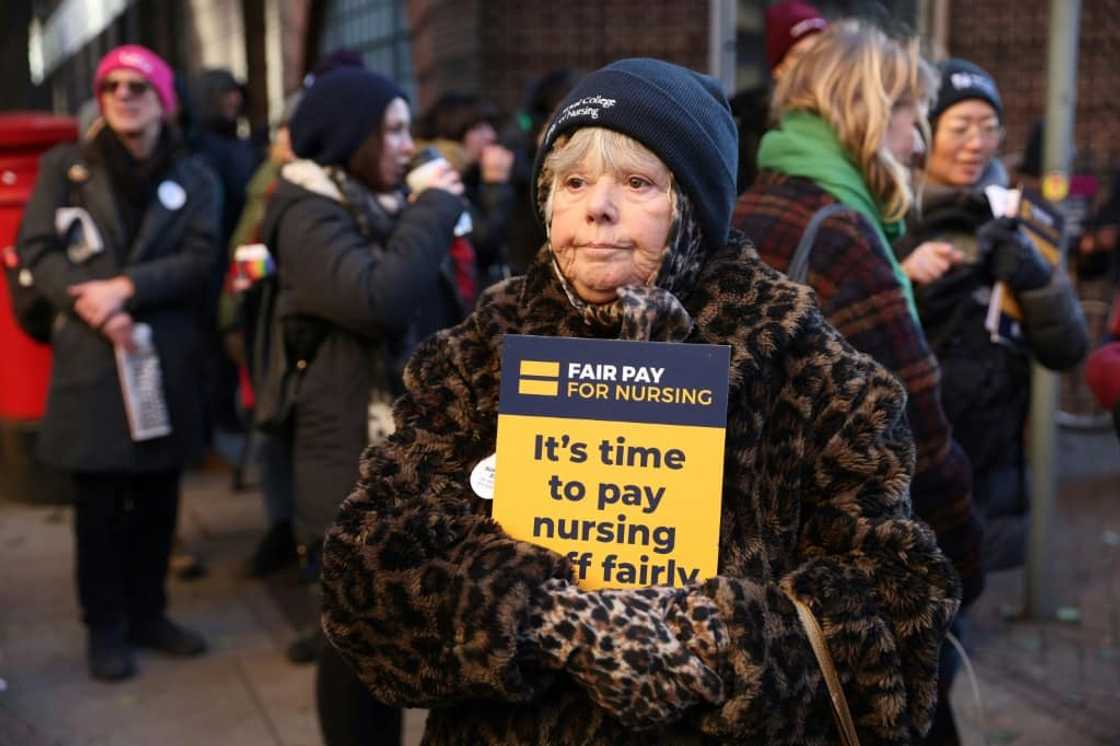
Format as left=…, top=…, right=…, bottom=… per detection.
left=12, top=1, right=1119, bottom=744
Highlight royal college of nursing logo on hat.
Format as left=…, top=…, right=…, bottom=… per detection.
left=950, top=71, right=997, bottom=98
left=546, top=95, right=617, bottom=142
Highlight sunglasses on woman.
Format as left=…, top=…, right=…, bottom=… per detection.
left=99, top=79, right=152, bottom=97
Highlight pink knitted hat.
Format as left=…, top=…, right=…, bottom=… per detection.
left=94, top=45, right=178, bottom=118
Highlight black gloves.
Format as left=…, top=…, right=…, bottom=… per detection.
left=978, top=217, right=1053, bottom=292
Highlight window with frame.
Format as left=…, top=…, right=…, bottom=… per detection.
left=318, top=0, right=414, bottom=100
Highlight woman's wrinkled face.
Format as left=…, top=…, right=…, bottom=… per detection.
left=927, top=100, right=1002, bottom=187
left=548, top=137, right=674, bottom=305
left=379, top=98, right=416, bottom=187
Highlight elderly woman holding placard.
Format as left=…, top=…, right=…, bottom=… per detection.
left=321, top=58, right=959, bottom=745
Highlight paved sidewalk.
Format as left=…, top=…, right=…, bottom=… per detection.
left=0, top=467, right=426, bottom=746
left=0, top=429, right=1117, bottom=745
left=951, top=429, right=1120, bottom=746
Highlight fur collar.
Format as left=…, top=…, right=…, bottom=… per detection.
left=281, top=159, right=344, bottom=202
left=505, top=231, right=818, bottom=393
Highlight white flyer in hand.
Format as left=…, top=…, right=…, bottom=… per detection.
left=54, top=207, right=104, bottom=264
left=983, top=184, right=1021, bottom=219
left=115, top=323, right=173, bottom=441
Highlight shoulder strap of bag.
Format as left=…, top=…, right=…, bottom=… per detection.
left=784, top=589, right=861, bottom=746
left=788, top=203, right=856, bottom=284
left=251, top=198, right=329, bottom=386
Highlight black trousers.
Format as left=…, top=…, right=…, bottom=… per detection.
left=316, top=640, right=402, bottom=746
left=73, top=470, right=180, bottom=630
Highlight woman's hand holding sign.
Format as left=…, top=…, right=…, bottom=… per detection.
left=663, top=589, right=729, bottom=676
left=525, top=578, right=727, bottom=729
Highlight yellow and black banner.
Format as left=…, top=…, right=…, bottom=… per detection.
left=492, top=334, right=730, bottom=589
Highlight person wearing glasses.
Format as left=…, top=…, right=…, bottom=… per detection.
left=892, top=60, right=1088, bottom=742
left=895, top=58, right=1089, bottom=575
left=16, top=45, right=220, bottom=681
left=733, top=33, right=988, bottom=744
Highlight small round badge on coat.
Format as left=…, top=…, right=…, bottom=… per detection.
left=67, top=163, right=90, bottom=183
left=158, top=180, right=187, bottom=210
left=470, top=453, right=497, bottom=500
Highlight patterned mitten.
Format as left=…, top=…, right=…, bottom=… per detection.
left=523, top=578, right=725, bottom=729
left=663, top=589, right=729, bottom=677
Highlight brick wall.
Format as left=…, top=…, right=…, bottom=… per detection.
left=409, top=0, right=709, bottom=117
left=948, top=0, right=1120, bottom=175
left=408, top=0, right=484, bottom=110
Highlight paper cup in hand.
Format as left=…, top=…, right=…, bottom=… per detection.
left=406, top=147, right=449, bottom=195
left=232, top=243, right=275, bottom=291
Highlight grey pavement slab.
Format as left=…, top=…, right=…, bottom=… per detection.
left=951, top=429, right=1120, bottom=746
left=226, top=649, right=320, bottom=746
left=4, top=654, right=281, bottom=746
left=0, top=468, right=326, bottom=746
left=0, top=467, right=427, bottom=746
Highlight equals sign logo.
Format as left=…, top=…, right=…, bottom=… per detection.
left=518, top=360, right=560, bottom=397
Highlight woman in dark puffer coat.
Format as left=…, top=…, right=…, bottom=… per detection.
left=896, top=59, right=1088, bottom=572
left=320, top=57, right=960, bottom=745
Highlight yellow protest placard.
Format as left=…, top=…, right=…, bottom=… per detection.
left=492, top=335, right=730, bottom=590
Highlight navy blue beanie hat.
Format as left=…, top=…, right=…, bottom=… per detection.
left=932, top=58, right=1004, bottom=126
left=532, top=58, right=739, bottom=251
left=290, top=68, right=406, bottom=167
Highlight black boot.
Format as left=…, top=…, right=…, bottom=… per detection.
left=88, top=623, right=136, bottom=682
left=128, top=617, right=208, bottom=657
left=249, top=521, right=298, bottom=577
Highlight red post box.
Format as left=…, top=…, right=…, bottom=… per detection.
left=0, top=112, right=78, bottom=504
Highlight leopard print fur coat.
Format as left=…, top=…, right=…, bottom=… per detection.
left=321, top=236, right=961, bottom=745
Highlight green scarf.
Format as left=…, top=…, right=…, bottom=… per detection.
left=757, top=111, right=918, bottom=320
